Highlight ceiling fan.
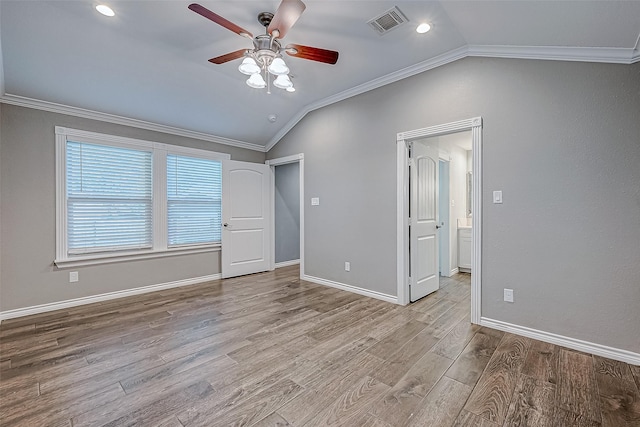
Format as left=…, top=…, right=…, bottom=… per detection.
left=188, top=0, right=339, bottom=92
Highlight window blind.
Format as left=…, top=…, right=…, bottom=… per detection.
left=66, top=141, right=153, bottom=254
left=167, top=154, right=222, bottom=246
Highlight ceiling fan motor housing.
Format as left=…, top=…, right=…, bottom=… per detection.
left=252, top=34, right=281, bottom=66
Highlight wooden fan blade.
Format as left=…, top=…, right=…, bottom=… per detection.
left=209, top=49, right=247, bottom=64
left=188, top=4, right=253, bottom=39
left=267, top=0, right=306, bottom=38
left=285, top=44, right=339, bottom=65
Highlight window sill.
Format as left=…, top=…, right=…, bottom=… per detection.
left=54, top=245, right=221, bottom=269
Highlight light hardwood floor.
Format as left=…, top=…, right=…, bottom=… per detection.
left=1, top=266, right=639, bottom=426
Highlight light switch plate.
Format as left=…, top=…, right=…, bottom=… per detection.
left=311, top=197, right=320, bottom=206
left=504, top=288, right=514, bottom=303
left=69, top=271, right=79, bottom=283
left=493, top=191, right=503, bottom=204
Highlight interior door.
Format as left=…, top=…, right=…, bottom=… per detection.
left=410, top=140, right=440, bottom=301
left=221, top=160, right=271, bottom=278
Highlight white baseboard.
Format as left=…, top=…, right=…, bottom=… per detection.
left=301, top=274, right=398, bottom=305
left=0, top=273, right=222, bottom=322
left=275, top=259, right=300, bottom=269
left=450, top=268, right=460, bottom=276
left=480, top=317, right=640, bottom=366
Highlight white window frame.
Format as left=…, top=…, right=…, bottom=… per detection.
left=55, top=126, right=230, bottom=268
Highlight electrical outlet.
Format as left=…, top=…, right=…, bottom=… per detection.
left=345, top=262, right=350, bottom=272
left=311, top=197, right=320, bottom=206
left=504, top=288, right=514, bottom=303
left=69, top=271, right=79, bottom=283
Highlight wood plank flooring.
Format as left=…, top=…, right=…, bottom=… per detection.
left=1, top=266, right=639, bottom=427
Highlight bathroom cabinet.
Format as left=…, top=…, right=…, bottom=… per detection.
left=458, top=227, right=472, bottom=272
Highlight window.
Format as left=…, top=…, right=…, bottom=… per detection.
left=66, top=141, right=153, bottom=254
left=55, top=127, right=230, bottom=267
left=167, top=155, right=222, bottom=247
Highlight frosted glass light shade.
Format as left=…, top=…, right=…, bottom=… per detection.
left=286, top=86, right=296, bottom=92
left=96, top=5, right=115, bottom=16
left=239, top=57, right=261, bottom=75
left=273, top=74, right=293, bottom=89
left=268, top=57, right=289, bottom=75
left=416, top=23, right=431, bottom=33
left=246, top=73, right=266, bottom=88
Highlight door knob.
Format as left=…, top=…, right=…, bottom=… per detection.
left=223, top=223, right=229, bottom=227
left=436, top=224, right=442, bottom=229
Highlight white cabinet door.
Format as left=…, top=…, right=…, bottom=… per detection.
left=458, top=228, right=472, bottom=270
left=410, top=140, right=440, bottom=302
left=221, top=160, right=271, bottom=278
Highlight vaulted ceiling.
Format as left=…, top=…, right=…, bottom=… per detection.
left=1, top=1, right=639, bottom=150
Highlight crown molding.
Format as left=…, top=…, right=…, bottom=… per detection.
left=0, top=94, right=267, bottom=152
left=266, top=43, right=640, bottom=152
left=467, top=44, right=638, bottom=64
left=2, top=42, right=637, bottom=154
left=265, top=46, right=469, bottom=152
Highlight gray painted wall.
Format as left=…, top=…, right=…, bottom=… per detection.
left=0, top=104, right=3, bottom=298
left=267, top=57, right=640, bottom=354
left=274, top=162, right=300, bottom=263
left=0, top=104, right=265, bottom=312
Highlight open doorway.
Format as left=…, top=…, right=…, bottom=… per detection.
left=406, top=131, right=472, bottom=300
left=266, top=154, right=304, bottom=276
left=396, top=117, right=482, bottom=324
left=437, top=131, right=473, bottom=277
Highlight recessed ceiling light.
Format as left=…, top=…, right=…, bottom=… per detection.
left=96, top=4, right=115, bottom=17
left=416, top=23, right=431, bottom=34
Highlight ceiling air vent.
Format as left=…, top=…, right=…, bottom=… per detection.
left=367, top=6, right=408, bottom=35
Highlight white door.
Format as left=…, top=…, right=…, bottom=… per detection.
left=221, top=160, right=271, bottom=278
left=410, top=140, right=439, bottom=301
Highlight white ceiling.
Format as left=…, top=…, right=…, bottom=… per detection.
left=1, top=1, right=639, bottom=150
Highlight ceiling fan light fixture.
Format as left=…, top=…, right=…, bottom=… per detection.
left=246, top=73, right=266, bottom=89
left=238, top=57, right=260, bottom=75
left=268, top=57, right=289, bottom=76
left=188, top=1, right=339, bottom=95
left=273, top=74, right=293, bottom=89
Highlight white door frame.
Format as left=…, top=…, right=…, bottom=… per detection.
left=266, top=154, right=305, bottom=278
left=397, top=117, right=482, bottom=324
